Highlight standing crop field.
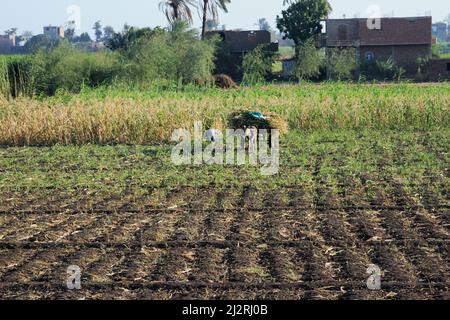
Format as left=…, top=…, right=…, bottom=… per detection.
left=0, top=83, right=448, bottom=146
left=0, top=83, right=448, bottom=299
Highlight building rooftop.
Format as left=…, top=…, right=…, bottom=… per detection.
left=325, top=16, right=432, bottom=47
left=206, top=30, right=275, bottom=53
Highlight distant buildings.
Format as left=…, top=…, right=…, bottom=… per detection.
left=43, top=25, right=65, bottom=40
left=322, top=16, right=433, bottom=78
left=279, top=16, right=450, bottom=81
left=0, top=25, right=65, bottom=55
left=432, top=22, right=448, bottom=42
left=205, top=30, right=278, bottom=80
left=0, top=34, right=16, bottom=54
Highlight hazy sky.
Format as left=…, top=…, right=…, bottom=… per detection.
left=1, top=0, right=448, bottom=36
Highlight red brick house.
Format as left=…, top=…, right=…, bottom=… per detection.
left=323, top=16, right=432, bottom=78
left=205, top=30, right=278, bottom=80
left=206, top=30, right=277, bottom=54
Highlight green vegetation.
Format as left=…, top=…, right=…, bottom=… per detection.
left=0, top=23, right=217, bottom=98
left=360, top=57, right=406, bottom=82
left=432, top=42, right=450, bottom=59
left=1, top=0, right=449, bottom=301
left=278, top=46, right=295, bottom=59
left=0, top=54, right=37, bottom=98
left=242, top=45, right=278, bottom=85
left=294, top=39, right=324, bottom=81
left=0, top=129, right=447, bottom=196
left=123, top=22, right=216, bottom=85
left=31, top=42, right=121, bottom=96
left=328, top=48, right=357, bottom=80
left=277, top=0, right=331, bottom=46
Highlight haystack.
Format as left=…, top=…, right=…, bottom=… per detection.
left=228, top=111, right=288, bottom=134
left=213, top=74, right=238, bottom=89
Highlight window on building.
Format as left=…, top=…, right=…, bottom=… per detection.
left=365, top=52, right=375, bottom=62
left=338, top=24, right=348, bottom=41
left=447, top=63, right=450, bottom=71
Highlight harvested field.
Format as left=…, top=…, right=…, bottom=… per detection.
left=0, top=129, right=448, bottom=300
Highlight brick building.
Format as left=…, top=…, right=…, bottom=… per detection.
left=323, top=16, right=432, bottom=78
left=429, top=59, right=450, bottom=81
left=206, top=30, right=278, bottom=80
left=206, top=30, right=277, bottom=54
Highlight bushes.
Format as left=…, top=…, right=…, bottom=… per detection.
left=0, top=23, right=216, bottom=98
left=23, top=34, right=59, bottom=54
left=0, top=60, right=8, bottom=98
left=0, top=44, right=121, bottom=98
left=179, top=37, right=216, bottom=84
left=106, top=26, right=157, bottom=53
left=294, top=38, right=324, bottom=82
left=242, top=46, right=270, bottom=85
left=31, top=42, right=121, bottom=96
left=327, top=48, right=357, bottom=80
left=432, top=43, right=450, bottom=59
left=242, top=45, right=278, bottom=85
left=0, top=55, right=37, bottom=98
left=377, top=58, right=405, bottom=81
left=213, top=41, right=242, bottom=81
left=125, top=23, right=216, bottom=85
left=361, top=57, right=406, bottom=82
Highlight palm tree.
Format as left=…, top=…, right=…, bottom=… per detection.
left=199, top=0, right=231, bottom=39
left=255, top=18, right=271, bottom=31
left=159, top=0, right=196, bottom=25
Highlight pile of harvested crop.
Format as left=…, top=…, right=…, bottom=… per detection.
left=213, top=74, right=238, bottom=89
left=228, top=111, right=288, bottom=134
